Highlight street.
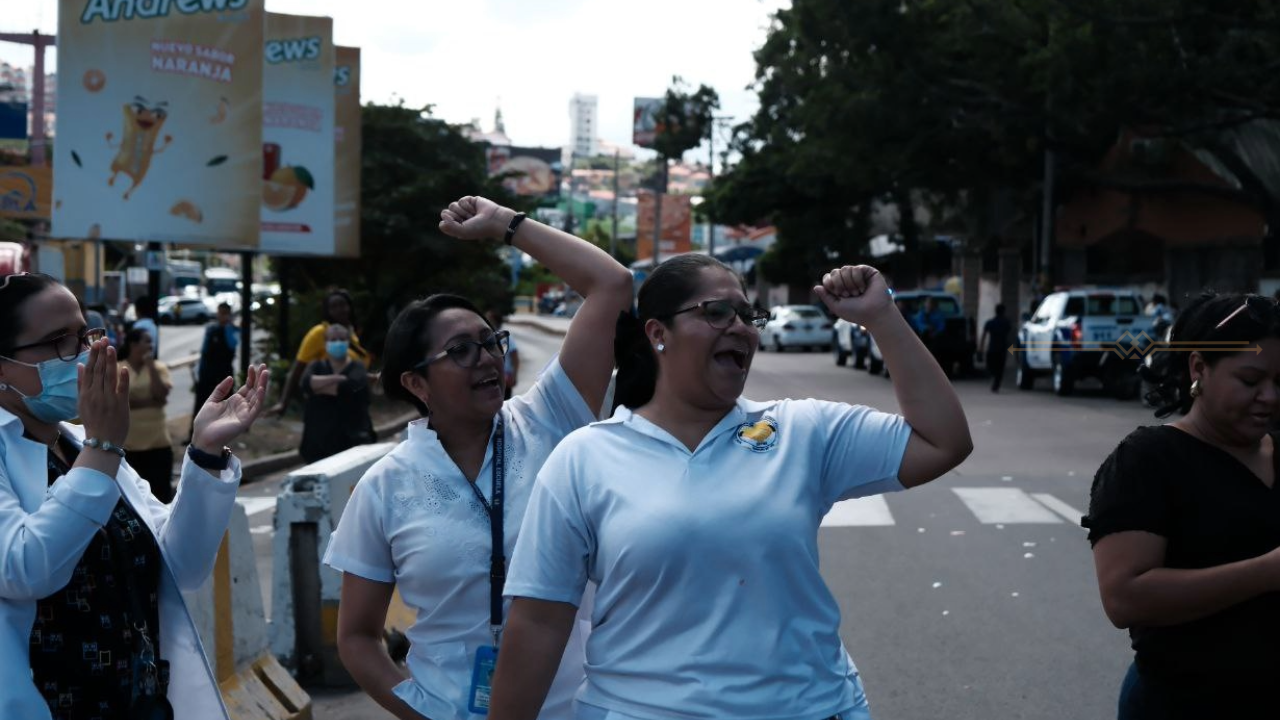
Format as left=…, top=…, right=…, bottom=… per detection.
left=229, top=323, right=1143, bottom=720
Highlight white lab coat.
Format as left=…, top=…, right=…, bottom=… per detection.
left=0, top=407, right=237, bottom=720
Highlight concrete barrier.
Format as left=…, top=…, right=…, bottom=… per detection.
left=269, top=442, right=398, bottom=686
left=185, top=503, right=312, bottom=720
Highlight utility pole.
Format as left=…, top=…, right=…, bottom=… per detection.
left=0, top=31, right=56, bottom=167
left=706, top=115, right=732, bottom=258
left=610, top=150, right=620, bottom=259
left=564, top=152, right=576, bottom=236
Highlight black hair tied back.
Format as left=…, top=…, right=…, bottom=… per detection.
left=612, top=309, right=654, bottom=413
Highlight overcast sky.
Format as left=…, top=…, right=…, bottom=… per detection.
left=2, top=0, right=786, bottom=157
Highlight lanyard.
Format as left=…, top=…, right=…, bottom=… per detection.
left=468, top=418, right=505, bottom=646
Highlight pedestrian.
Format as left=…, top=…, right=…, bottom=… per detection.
left=0, top=272, right=270, bottom=720
left=1084, top=291, right=1280, bottom=719
left=118, top=328, right=175, bottom=502
left=487, top=309, right=521, bottom=400
left=131, top=294, right=160, bottom=355
left=980, top=303, right=1012, bottom=392
left=488, top=259, right=973, bottom=720
left=192, top=302, right=238, bottom=441
left=322, top=195, right=633, bottom=720
left=298, top=323, right=373, bottom=465
left=271, top=288, right=371, bottom=416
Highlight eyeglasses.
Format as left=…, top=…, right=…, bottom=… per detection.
left=415, top=330, right=510, bottom=370
left=5, top=327, right=107, bottom=362
left=666, top=300, right=769, bottom=330
left=1215, top=296, right=1278, bottom=331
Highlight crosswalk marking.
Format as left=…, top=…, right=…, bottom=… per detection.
left=235, top=497, right=276, bottom=518
left=822, top=495, right=895, bottom=527
left=1029, top=493, right=1085, bottom=526
left=950, top=487, right=1063, bottom=524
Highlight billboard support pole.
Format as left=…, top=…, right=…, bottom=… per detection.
left=240, top=252, right=254, bottom=381
left=651, top=158, right=667, bottom=268
left=277, top=257, right=291, bottom=362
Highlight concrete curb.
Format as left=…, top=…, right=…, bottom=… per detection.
left=506, top=316, right=569, bottom=337
left=168, top=353, right=200, bottom=370
left=239, top=411, right=418, bottom=484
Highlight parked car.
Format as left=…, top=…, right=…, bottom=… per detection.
left=866, top=291, right=974, bottom=377
left=833, top=319, right=870, bottom=368
left=1015, top=288, right=1156, bottom=398
left=158, top=295, right=213, bottom=325
left=761, top=305, right=833, bottom=352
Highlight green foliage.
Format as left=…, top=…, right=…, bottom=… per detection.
left=653, top=77, right=721, bottom=163
left=708, top=0, right=1280, bottom=285
left=273, top=102, right=527, bottom=365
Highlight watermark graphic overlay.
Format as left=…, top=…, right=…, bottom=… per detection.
left=1009, top=331, right=1259, bottom=360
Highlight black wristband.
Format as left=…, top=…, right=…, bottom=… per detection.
left=188, top=444, right=231, bottom=472
left=503, top=212, right=528, bottom=246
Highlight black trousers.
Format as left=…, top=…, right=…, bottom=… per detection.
left=129, top=446, right=175, bottom=503
left=986, top=350, right=1007, bottom=390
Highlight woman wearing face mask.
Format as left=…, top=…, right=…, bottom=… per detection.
left=272, top=288, right=371, bottom=417
left=323, top=196, right=633, bottom=720
left=299, top=323, right=373, bottom=465
left=488, top=257, right=973, bottom=720
left=0, top=272, right=271, bottom=720
left=1085, top=292, right=1280, bottom=719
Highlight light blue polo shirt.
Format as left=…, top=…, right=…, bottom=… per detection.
left=504, top=397, right=912, bottom=720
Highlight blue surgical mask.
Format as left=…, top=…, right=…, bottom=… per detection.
left=1, top=349, right=87, bottom=423
left=326, top=340, right=349, bottom=359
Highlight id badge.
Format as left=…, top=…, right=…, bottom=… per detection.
left=467, top=645, right=499, bottom=714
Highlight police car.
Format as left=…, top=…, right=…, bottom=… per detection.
left=1015, top=288, right=1157, bottom=397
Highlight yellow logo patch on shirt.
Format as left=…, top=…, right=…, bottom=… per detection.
left=734, top=417, right=779, bottom=453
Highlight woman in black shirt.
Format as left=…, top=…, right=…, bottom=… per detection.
left=1085, top=292, right=1280, bottom=719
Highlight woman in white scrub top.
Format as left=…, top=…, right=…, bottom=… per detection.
left=489, top=256, right=974, bottom=720
left=323, top=195, right=633, bottom=720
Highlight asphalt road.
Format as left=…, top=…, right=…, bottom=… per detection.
left=237, top=325, right=1149, bottom=719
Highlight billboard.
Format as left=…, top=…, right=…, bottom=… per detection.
left=487, top=146, right=561, bottom=199
left=633, top=97, right=662, bottom=149
left=636, top=191, right=692, bottom=260
left=53, top=0, right=265, bottom=246
left=260, top=12, right=335, bottom=256
left=0, top=166, right=53, bottom=219
left=333, top=46, right=361, bottom=258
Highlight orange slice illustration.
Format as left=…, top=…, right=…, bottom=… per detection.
left=170, top=200, right=204, bottom=223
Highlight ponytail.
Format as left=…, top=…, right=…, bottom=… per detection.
left=612, top=310, right=656, bottom=413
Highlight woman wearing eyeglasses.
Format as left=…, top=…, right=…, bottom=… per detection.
left=1085, top=292, right=1280, bottom=719
left=323, top=196, right=633, bottom=720
left=0, top=273, right=270, bottom=720
left=487, top=256, right=972, bottom=720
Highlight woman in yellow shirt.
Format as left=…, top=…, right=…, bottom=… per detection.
left=272, top=289, right=371, bottom=416
left=118, top=327, right=175, bottom=502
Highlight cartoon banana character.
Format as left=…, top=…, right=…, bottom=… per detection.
left=106, top=97, right=173, bottom=200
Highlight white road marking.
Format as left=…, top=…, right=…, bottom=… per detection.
left=821, top=495, right=896, bottom=527
left=1029, top=493, right=1086, bottom=526
left=235, top=496, right=276, bottom=517
left=951, top=487, right=1063, bottom=524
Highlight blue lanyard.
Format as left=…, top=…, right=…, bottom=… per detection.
left=468, top=418, right=505, bottom=645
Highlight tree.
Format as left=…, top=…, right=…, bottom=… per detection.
left=271, top=102, right=526, bottom=362
left=707, top=0, right=1280, bottom=287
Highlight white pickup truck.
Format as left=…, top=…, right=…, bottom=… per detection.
left=1014, top=289, right=1158, bottom=398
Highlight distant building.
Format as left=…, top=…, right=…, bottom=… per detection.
left=568, top=93, right=598, bottom=157
left=463, top=105, right=511, bottom=147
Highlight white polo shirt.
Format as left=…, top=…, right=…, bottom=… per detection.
left=324, top=357, right=598, bottom=720
left=504, top=397, right=913, bottom=720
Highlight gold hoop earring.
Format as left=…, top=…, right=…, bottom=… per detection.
left=1190, top=379, right=1202, bottom=399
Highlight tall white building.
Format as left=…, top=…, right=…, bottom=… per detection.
left=568, top=93, right=598, bottom=158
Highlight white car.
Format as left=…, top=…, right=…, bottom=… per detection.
left=761, top=305, right=833, bottom=352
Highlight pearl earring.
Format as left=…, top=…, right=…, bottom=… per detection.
left=656, top=343, right=665, bottom=353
